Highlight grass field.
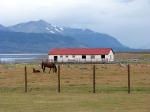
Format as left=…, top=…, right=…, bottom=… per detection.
left=0, top=63, right=150, bottom=112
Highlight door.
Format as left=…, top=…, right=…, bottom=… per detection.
left=82, top=55, right=86, bottom=59
left=101, top=55, right=105, bottom=59
left=54, top=56, right=58, bottom=62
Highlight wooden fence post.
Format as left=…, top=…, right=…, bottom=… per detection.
left=57, top=65, right=60, bottom=93
left=24, top=66, right=27, bottom=93
left=127, top=64, right=131, bottom=94
left=93, top=64, right=96, bottom=93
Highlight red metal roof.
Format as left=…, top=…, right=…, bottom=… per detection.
left=48, top=48, right=112, bottom=55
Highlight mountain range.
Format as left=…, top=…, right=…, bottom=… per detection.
left=0, top=20, right=138, bottom=53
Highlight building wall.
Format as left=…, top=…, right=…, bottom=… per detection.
left=48, top=50, right=114, bottom=62
left=106, top=50, right=114, bottom=61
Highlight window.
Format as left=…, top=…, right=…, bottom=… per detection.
left=82, top=55, right=86, bottom=59
left=91, top=55, right=95, bottom=59
left=60, top=55, right=63, bottom=58
left=72, top=55, right=75, bottom=58
left=66, top=55, right=68, bottom=58
left=101, top=55, right=105, bottom=59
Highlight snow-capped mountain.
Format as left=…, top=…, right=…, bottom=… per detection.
left=0, top=20, right=134, bottom=53
left=6, top=20, right=128, bottom=49
left=8, top=20, right=64, bottom=34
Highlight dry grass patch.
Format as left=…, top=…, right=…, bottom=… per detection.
left=0, top=63, right=150, bottom=112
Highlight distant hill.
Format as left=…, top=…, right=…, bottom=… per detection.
left=60, top=28, right=130, bottom=51
left=0, top=20, right=133, bottom=53
left=0, top=31, right=84, bottom=53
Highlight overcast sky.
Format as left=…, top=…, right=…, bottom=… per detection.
left=0, top=0, right=150, bottom=48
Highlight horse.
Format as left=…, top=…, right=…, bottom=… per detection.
left=33, top=68, right=40, bottom=73
left=41, top=60, right=57, bottom=74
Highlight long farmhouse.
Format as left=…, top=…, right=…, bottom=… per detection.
left=48, top=48, right=114, bottom=63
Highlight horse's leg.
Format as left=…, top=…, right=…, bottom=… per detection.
left=43, top=67, right=45, bottom=73
left=49, top=68, right=51, bottom=74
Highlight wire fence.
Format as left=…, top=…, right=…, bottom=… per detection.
left=0, top=63, right=150, bottom=93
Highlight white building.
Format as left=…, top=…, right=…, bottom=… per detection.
left=48, top=48, right=114, bottom=63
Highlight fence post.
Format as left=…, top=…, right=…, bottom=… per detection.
left=93, top=64, right=96, bottom=93
left=24, top=66, right=27, bottom=93
left=127, top=64, right=131, bottom=94
left=57, top=65, right=60, bottom=93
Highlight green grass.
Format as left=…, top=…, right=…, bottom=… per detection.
left=0, top=85, right=150, bottom=112
left=1, top=85, right=150, bottom=94
left=0, top=91, right=150, bottom=112
left=141, top=54, right=150, bottom=59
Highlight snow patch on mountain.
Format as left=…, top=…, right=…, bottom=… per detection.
left=59, top=27, right=64, bottom=31
left=49, top=31, right=55, bottom=33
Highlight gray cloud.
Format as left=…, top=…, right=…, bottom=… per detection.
left=118, top=0, right=135, bottom=3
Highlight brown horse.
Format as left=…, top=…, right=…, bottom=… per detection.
left=41, top=60, right=57, bottom=74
